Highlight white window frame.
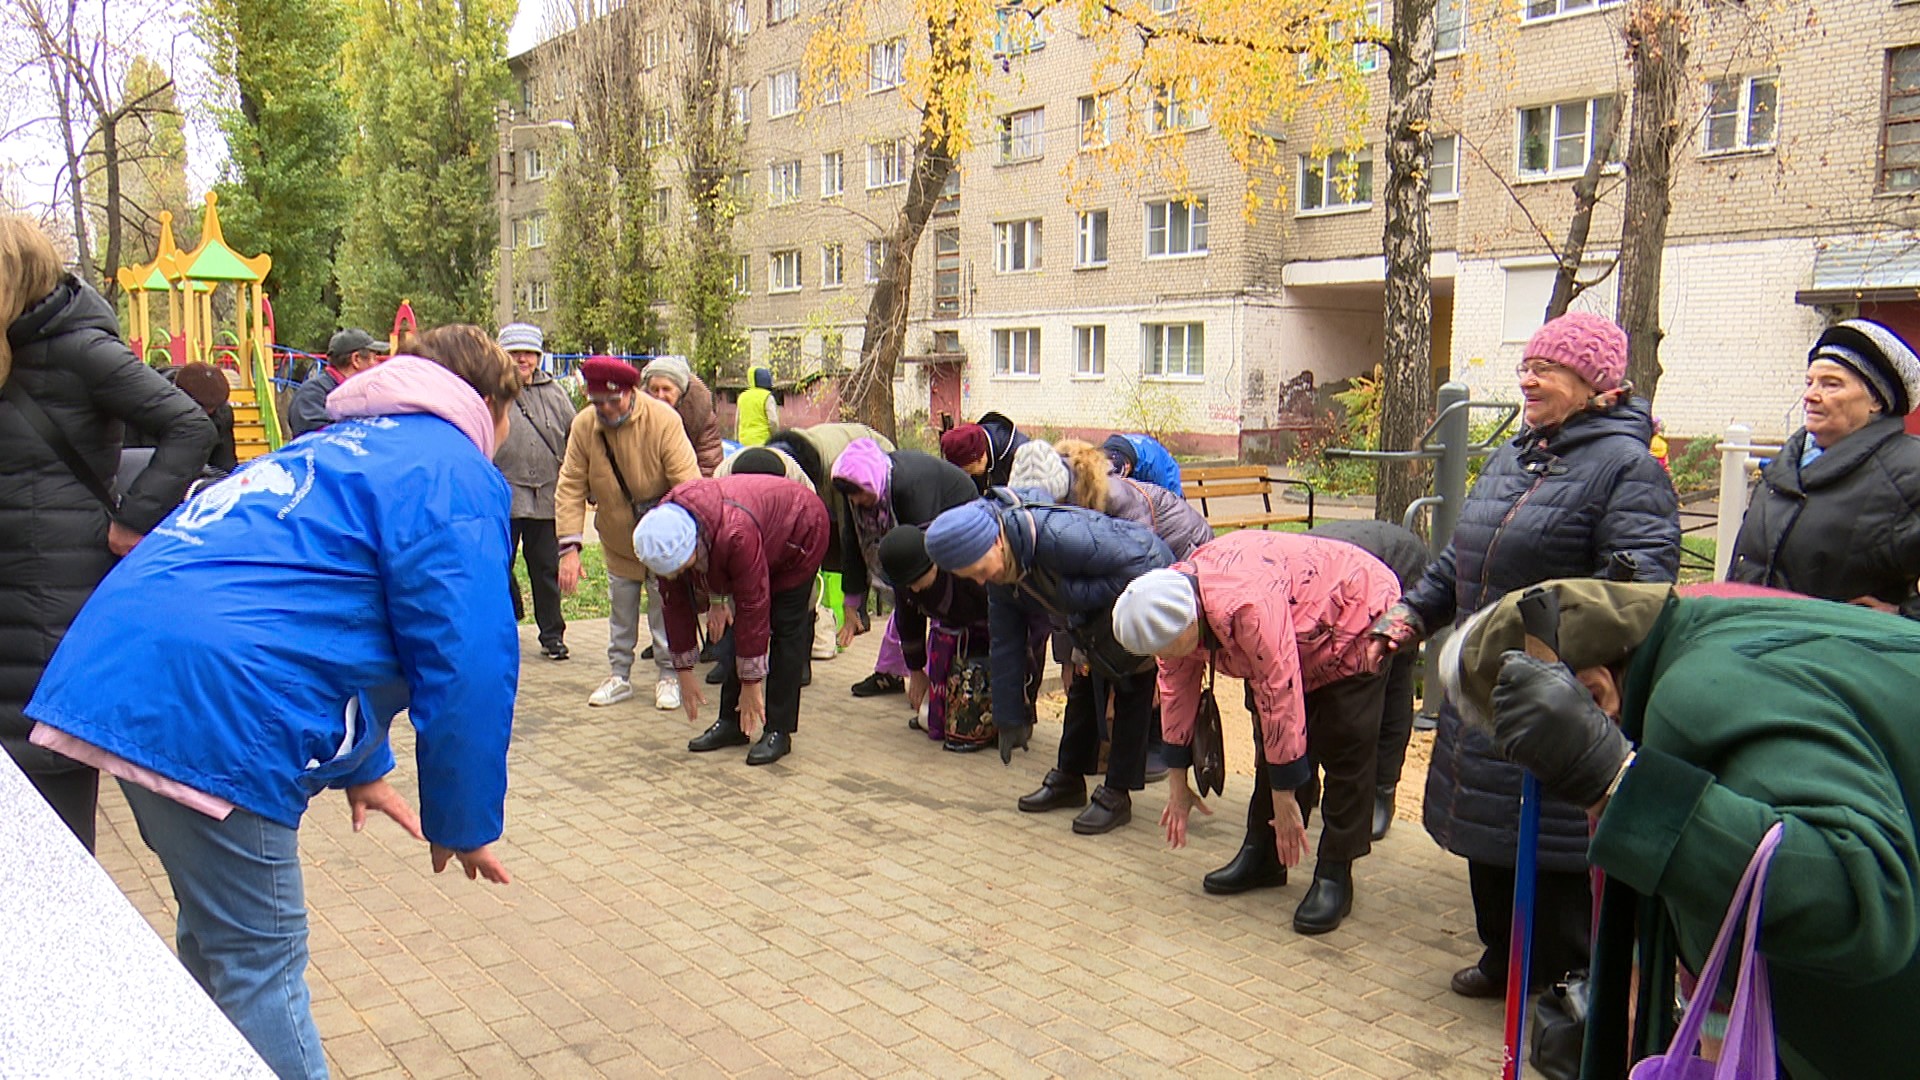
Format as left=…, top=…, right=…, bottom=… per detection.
left=993, top=218, right=1043, bottom=273
left=1143, top=322, right=1204, bottom=379
left=769, top=69, right=801, bottom=119
left=1145, top=197, right=1209, bottom=258
left=1298, top=149, right=1374, bottom=215
left=1148, top=81, right=1210, bottom=134
left=866, top=138, right=908, bottom=189
left=869, top=39, right=906, bottom=93
left=768, top=160, right=802, bottom=205
left=1073, top=325, right=1107, bottom=377
left=1435, top=0, right=1465, bottom=57
left=1521, top=0, right=1621, bottom=22
left=652, top=186, right=672, bottom=226
left=820, top=150, right=844, bottom=197
left=734, top=254, right=751, bottom=295
left=642, top=30, right=663, bottom=70
left=865, top=239, right=891, bottom=283
left=1354, top=1, right=1383, bottom=73
left=1077, top=94, right=1111, bottom=149
left=524, top=146, right=549, bottom=181
left=993, top=327, right=1041, bottom=378
left=1075, top=209, right=1109, bottom=268
left=770, top=249, right=803, bottom=293
left=1431, top=135, right=1460, bottom=200
left=1516, top=96, right=1620, bottom=179
left=998, top=107, right=1045, bottom=164
left=1151, top=0, right=1179, bottom=12
left=643, top=108, right=674, bottom=149
left=1703, top=74, right=1778, bottom=155
left=729, top=0, right=751, bottom=37
left=822, top=244, right=845, bottom=288
left=992, top=5, right=1046, bottom=56
left=731, top=85, right=752, bottom=127
left=523, top=280, right=551, bottom=313
left=523, top=213, right=549, bottom=249
left=768, top=0, right=798, bottom=25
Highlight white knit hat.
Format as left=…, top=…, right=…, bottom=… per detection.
left=1007, top=439, right=1070, bottom=502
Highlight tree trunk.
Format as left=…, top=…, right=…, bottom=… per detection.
left=1545, top=114, right=1620, bottom=320
left=1615, top=0, right=1686, bottom=401
left=1375, top=0, right=1437, bottom=528
left=100, top=114, right=123, bottom=299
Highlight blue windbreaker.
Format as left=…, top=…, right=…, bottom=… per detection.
left=27, top=414, right=518, bottom=851
left=1110, top=433, right=1184, bottom=496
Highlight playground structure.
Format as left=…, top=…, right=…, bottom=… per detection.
left=116, top=192, right=280, bottom=462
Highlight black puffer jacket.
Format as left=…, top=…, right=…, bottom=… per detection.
left=1729, top=418, right=1920, bottom=617
left=839, top=450, right=979, bottom=601
left=2, top=276, right=215, bottom=773
left=1402, top=399, right=1679, bottom=871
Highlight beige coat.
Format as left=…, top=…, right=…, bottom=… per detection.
left=556, top=394, right=701, bottom=580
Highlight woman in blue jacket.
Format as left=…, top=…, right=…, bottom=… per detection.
left=25, top=325, right=523, bottom=1079
left=1103, top=432, right=1184, bottom=496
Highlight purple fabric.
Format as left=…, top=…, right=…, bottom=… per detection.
left=924, top=625, right=959, bottom=741
left=832, top=438, right=898, bottom=581
left=874, top=614, right=910, bottom=677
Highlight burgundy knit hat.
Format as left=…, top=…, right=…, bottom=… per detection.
left=1525, top=312, right=1628, bottom=392
left=940, top=423, right=989, bottom=468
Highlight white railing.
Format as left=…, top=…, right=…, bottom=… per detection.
left=1712, top=423, right=1786, bottom=581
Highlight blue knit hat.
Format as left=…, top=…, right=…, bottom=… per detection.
left=633, top=503, right=699, bottom=576
left=925, top=501, right=1002, bottom=571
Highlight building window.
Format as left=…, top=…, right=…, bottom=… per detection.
left=1143, top=322, right=1204, bottom=378
left=524, top=147, right=549, bottom=181
left=1431, top=135, right=1460, bottom=199
left=933, top=169, right=960, bottom=215
left=652, top=186, right=672, bottom=226
left=642, top=30, right=664, bottom=69
left=1075, top=210, right=1108, bottom=267
left=1149, top=82, right=1209, bottom=134
left=1705, top=75, right=1777, bottom=154
left=993, top=328, right=1040, bottom=377
left=865, top=238, right=891, bottom=283
left=997, top=108, right=1045, bottom=164
left=933, top=227, right=961, bottom=315
left=867, top=138, right=909, bottom=188
left=1300, top=150, right=1374, bottom=213
left=992, top=5, right=1046, bottom=56
left=520, top=77, right=536, bottom=115
left=769, top=335, right=802, bottom=379
left=768, top=0, right=797, bottom=24
left=1078, top=95, right=1111, bottom=149
left=1523, top=0, right=1620, bottom=20
left=1145, top=197, right=1208, bottom=257
left=821, top=74, right=843, bottom=106
left=869, top=39, right=906, bottom=93
left=932, top=330, right=960, bottom=354
left=769, top=160, right=802, bottom=205
left=521, top=213, right=549, bottom=249
left=770, top=249, right=803, bottom=292
left=729, top=0, right=751, bottom=37
left=821, top=331, right=846, bottom=370
left=643, top=108, right=674, bottom=149
left=994, top=218, right=1043, bottom=272
left=729, top=170, right=751, bottom=201
left=1151, top=0, right=1179, bottom=12
left=1074, top=325, right=1106, bottom=377
left=1887, top=47, right=1920, bottom=192
left=734, top=255, right=751, bottom=295
left=731, top=85, right=752, bottom=127
left=1518, top=97, right=1620, bottom=178
left=1354, top=1, right=1383, bottom=73
left=822, top=243, right=845, bottom=288
left=522, top=280, right=551, bottom=313
left=1435, top=0, right=1464, bottom=56
left=821, top=151, right=844, bottom=197
left=769, top=69, right=801, bottom=119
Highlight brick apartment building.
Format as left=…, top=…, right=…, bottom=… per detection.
left=498, top=0, right=1920, bottom=450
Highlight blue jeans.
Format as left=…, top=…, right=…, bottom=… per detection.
left=120, top=781, right=327, bottom=1079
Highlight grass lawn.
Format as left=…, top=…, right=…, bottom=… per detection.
left=512, top=542, right=612, bottom=623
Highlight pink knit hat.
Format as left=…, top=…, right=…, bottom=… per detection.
left=1524, top=312, right=1628, bottom=392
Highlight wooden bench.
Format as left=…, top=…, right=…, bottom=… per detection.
left=1183, top=465, right=1316, bottom=531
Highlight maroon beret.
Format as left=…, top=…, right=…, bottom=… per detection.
left=580, top=356, right=640, bottom=395
left=940, top=423, right=988, bottom=467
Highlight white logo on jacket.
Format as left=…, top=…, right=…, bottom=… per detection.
left=168, top=461, right=299, bottom=535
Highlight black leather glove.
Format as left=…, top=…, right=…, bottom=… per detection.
left=1489, top=651, right=1630, bottom=808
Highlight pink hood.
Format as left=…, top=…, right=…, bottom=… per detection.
left=326, top=355, right=499, bottom=457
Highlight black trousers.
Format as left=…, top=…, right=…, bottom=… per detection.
left=1468, top=860, right=1593, bottom=989
left=1239, top=666, right=1386, bottom=865
left=1059, top=667, right=1154, bottom=791
left=718, top=583, right=811, bottom=734
left=1374, top=650, right=1419, bottom=789
left=509, top=517, right=566, bottom=649
left=27, top=765, right=99, bottom=853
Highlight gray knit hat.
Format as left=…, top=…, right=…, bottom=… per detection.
left=1810, top=319, right=1920, bottom=417
left=497, top=322, right=544, bottom=354
left=641, top=355, right=693, bottom=393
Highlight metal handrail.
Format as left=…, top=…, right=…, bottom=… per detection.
left=1321, top=398, right=1520, bottom=462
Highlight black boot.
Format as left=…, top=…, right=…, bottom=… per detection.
left=1371, top=784, right=1396, bottom=842
left=1071, top=785, right=1132, bottom=835
left=688, top=719, right=750, bottom=752
left=745, top=729, right=791, bottom=765
left=1016, top=769, right=1086, bottom=812
left=1292, top=860, right=1354, bottom=935
left=1202, top=841, right=1288, bottom=895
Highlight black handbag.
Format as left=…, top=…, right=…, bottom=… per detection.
left=1527, top=970, right=1589, bottom=1080
left=1192, top=654, right=1225, bottom=797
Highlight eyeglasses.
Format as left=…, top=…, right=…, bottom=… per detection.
left=1514, top=359, right=1569, bottom=380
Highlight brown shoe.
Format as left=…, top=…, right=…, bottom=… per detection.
left=1017, top=769, right=1087, bottom=812
left=1450, top=965, right=1504, bottom=999
left=1071, top=785, right=1132, bottom=834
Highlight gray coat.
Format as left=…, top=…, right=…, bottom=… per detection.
left=1104, top=475, right=1213, bottom=559
left=493, top=373, right=576, bottom=519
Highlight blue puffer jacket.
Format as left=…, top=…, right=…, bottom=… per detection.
left=1402, top=399, right=1679, bottom=871
left=1105, top=433, right=1184, bottom=495
left=985, top=497, right=1174, bottom=728
left=26, top=414, right=518, bottom=851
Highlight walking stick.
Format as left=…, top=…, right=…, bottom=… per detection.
left=1505, top=587, right=1562, bottom=1079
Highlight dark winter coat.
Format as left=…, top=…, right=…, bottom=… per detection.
left=2, top=275, right=216, bottom=774
left=838, top=450, right=979, bottom=602
left=286, top=366, right=342, bottom=438
left=1308, top=518, right=1432, bottom=588
left=677, top=374, right=725, bottom=477
left=895, top=571, right=991, bottom=673
left=1104, top=475, right=1213, bottom=559
left=977, top=411, right=1029, bottom=491
left=986, top=501, right=1174, bottom=729
left=1728, top=418, right=1920, bottom=617
left=658, top=474, right=829, bottom=682
left=767, top=423, right=892, bottom=575
left=1402, top=399, right=1680, bottom=871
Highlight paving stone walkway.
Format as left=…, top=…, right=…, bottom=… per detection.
left=97, top=620, right=1503, bottom=1078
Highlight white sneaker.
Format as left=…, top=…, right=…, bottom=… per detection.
left=588, top=676, right=634, bottom=707
left=655, top=677, right=682, bottom=711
